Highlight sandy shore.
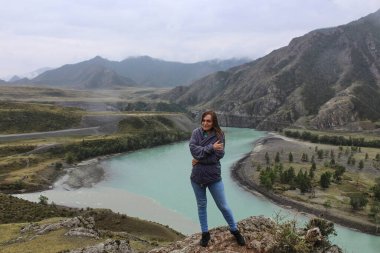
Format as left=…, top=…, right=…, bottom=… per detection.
left=231, top=134, right=380, bottom=236
left=59, top=152, right=128, bottom=189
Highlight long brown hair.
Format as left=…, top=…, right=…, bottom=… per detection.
left=201, top=110, right=224, bottom=141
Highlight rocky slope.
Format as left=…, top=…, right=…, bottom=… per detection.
left=149, top=216, right=342, bottom=253
left=1, top=214, right=341, bottom=253
left=166, top=9, right=380, bottom=131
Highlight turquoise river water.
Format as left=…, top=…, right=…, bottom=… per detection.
left=16, top=128, right=380, bottom=253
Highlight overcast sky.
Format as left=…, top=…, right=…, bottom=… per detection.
left=0, top=0, right=379, bottom=78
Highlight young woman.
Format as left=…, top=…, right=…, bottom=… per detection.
left=189, top=110, right=245, bottom=247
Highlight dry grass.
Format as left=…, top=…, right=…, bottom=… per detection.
left=0, top=227, right=99, bottom=253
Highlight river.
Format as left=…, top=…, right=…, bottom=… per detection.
left=16, top=127, right=380, bottom=252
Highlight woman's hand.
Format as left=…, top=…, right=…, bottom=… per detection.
left=192, top=159, right=199, bottom=166
left=213, top=140, right=224, bottom=151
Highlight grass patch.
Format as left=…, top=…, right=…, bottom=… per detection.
left=0, top=228, right=98, bottom=253
left=0, top=102, right=83, bottom=134
left=0, top=194, right=78, bottom=224
left=91, top=209, right=183, bottom=242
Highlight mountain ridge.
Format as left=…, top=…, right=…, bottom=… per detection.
left=6, top=56, right=250, bottom=89
left=165, top=9, right=380, bottom=131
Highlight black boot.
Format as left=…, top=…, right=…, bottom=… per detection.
left=230, top=229, right=245, bottom=246
left=200, top=232, right=210, bottom=247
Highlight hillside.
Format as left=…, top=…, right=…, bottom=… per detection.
left=0, top=102, right=83, bottom=134
left=166, top=9, right=380, bottom=131
left=31, top=59, right=136, bottom=89
left=0, top=193, right=183, bottom=253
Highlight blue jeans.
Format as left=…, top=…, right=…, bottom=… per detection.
left=191, top=179, right=238, bottom=232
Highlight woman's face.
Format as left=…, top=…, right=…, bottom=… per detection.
left=201, top=114, right=213, bottom=132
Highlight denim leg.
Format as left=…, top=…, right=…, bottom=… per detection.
left=191, top=180, right=208, bottom=232
left=208, top=180, right=238, bottom=231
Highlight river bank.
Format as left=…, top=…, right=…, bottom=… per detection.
left=231, top=134, right=380, bottom=236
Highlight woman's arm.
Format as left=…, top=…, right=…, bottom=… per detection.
left=189, top=136, right=214, bottom=160
left=194, top=137, right=225, bottom=164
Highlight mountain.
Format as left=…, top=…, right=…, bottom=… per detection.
left=106, top=56, right=250, bottom=87
left=165, top=9, right=380, bottom=131
left=0, top=79, right=6, bottom=84
left=9, top=75, right=22, bottom=82
left=28, top=56, right=249, bottom=89
left=31, top=57, right=136, bottom=89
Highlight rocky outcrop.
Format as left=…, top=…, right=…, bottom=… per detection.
left=68, top=239, right=134, bottom=253
left=148, top=216, right=342, bottom=253
left=21, top=216, right=100, bottom=239
left=18, top=216, right=136, bottom=252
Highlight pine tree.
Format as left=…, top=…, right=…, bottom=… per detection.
left=311, top=161, right=317, bottom=171
left=320, top=172, right=332, bottom=189
left=309, top=169, right=315, bottom=179
left=275, top=152, right=280, bottom=163
left=297, top=170, right=311, bottom=193
left=289, top=152, right=293, bottom=163
left=350, top=193, right=368, bottom=210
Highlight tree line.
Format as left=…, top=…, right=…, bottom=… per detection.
left=284, top=130, right=380, bottom=148
left=62, top=130, right=189, bottom=163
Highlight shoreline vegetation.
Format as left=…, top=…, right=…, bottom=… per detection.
left=0, top=130, right=190, bottom=194
left=0, top=112, right=192, bottom=194
left=231, top=133, right=380, bottom=236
